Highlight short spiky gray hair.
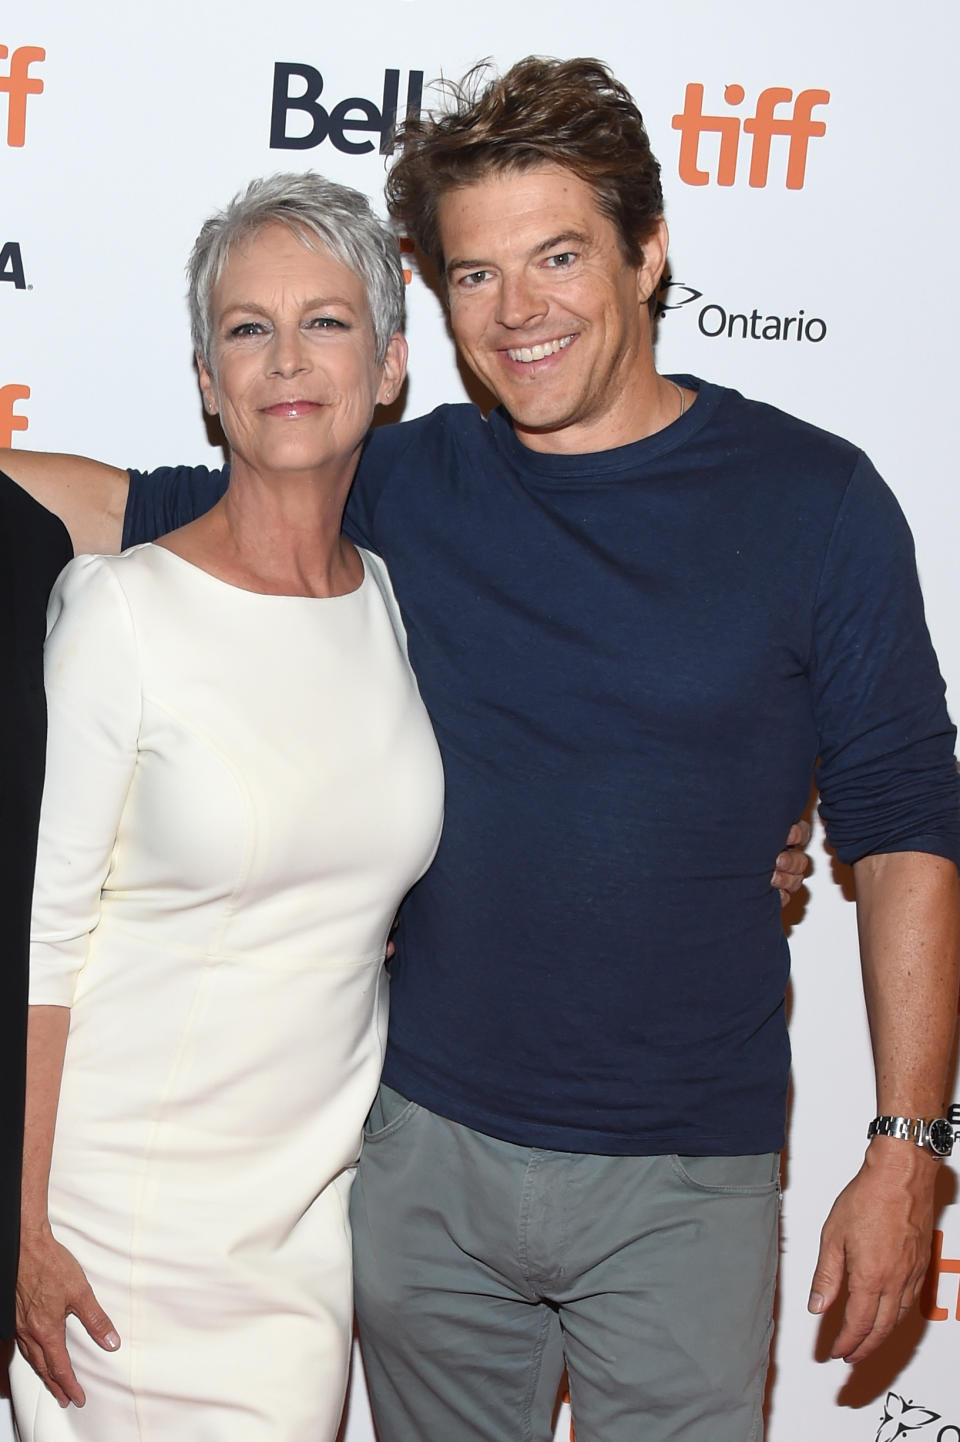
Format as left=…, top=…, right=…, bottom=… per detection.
left=187, top=172, right=405, bottom=368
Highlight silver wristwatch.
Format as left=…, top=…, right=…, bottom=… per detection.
left=867, top=1114, right=954, bottom=1158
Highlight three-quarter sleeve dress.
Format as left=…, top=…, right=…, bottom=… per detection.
left=11, top=543, right=444, bottom=1442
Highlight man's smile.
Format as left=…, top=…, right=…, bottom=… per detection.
left=504, top=334, right=576, bottom=364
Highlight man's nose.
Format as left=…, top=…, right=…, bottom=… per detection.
left=496, top=272, right=548, bottom=330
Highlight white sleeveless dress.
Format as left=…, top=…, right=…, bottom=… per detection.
left=11, top=543, right=444, bottom=1441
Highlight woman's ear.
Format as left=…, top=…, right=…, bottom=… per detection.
left=197, top=354, right=219, bottom=416
left=377, top=333, right=409, bottom=405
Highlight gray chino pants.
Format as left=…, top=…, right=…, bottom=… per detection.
left=351, top=1085, right=781, bottom=1442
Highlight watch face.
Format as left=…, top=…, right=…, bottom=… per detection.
left=928, top=1118, right=954, bottom=1157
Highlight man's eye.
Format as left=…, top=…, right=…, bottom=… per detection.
left=459, top=270, right=491, bottom=287
left=545, top=252, right=576, bottom=268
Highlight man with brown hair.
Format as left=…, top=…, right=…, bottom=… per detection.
left=2, top=56, right=958, bottom=1442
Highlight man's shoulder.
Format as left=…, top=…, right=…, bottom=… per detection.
left=707, top=379, right=866, bottom=477
left=365, top=403, right=488, bottom=461
left=355, top=404, right=492, bottom=517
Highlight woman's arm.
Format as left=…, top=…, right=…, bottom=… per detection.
left=16, top=1006, right=119, bottom=1408
left=17, top=554, right=141, bottom=1403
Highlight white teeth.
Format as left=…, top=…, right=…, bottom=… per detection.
left=506, top=335, right=574, bottom=363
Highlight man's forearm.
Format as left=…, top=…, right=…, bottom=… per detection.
left=0, top=451, right=128, bottom=555
left=806, top=849, right=959, bottom=1363
left=855, top=849, right=960, bottom=1124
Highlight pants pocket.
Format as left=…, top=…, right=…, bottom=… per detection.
left=363, top=1083, right=420, bottom=1142
left=670, top=1152, right=781, bottom=1194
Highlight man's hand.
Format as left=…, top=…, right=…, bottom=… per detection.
left=772, top=819, right=812, bottom=907
left=807, top=1137, right=939, bottom=1362
left=16, top=1223, right=120, bottom=1407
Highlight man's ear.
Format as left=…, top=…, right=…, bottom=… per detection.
left=197, top=354, right=219, bottom=416
left=377, top=332, right=409, bottom=406
left=635, top=218, right=669, bottom=305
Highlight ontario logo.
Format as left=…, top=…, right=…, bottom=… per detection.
left=656, top=277, right=827, bottom=344
left=873, top=1392, right=959, bottom=1442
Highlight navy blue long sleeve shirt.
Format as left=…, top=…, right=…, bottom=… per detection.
left=125, top=378, right=960, bottom=1154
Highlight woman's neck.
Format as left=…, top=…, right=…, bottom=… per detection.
left=156, top=459, right=364, bottom=598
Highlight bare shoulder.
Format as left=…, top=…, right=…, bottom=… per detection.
left=0, top=449, right=128, bottom=555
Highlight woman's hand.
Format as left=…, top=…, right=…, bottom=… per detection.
left=16, top=1222, right=120, bottom=1407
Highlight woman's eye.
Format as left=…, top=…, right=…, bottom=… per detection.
left=228, top=321, right=265, bottom=338
left=307, top=317, right=347, bottom=330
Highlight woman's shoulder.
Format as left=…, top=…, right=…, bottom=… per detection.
left=45, top=551, right=149, bottom=660
left=356, top=547, right=408, bottom=641
left=50, top=543, right=169, bottom=617
left=357, top=546, right=395, bottom=599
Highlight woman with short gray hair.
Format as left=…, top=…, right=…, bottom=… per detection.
left=11, top=173, right=443, bottom=1442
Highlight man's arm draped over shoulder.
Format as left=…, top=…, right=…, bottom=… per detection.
left=0, top=452, right=228, bottom=553
left=0, top=452, right=128, bottom=555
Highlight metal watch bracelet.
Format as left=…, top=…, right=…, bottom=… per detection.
left=867, top=1114, right=954, bottom=1158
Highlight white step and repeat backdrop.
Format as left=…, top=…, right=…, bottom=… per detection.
left=3, top=3, right=959, bottom=1440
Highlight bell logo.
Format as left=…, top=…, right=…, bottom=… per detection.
left=270, top=63, right=423, bottom=155
left=672, top=83, right=829, bottom=189
left=0, top=384, right=29, bottom=447
left=0, top=45, right=44, bottom=147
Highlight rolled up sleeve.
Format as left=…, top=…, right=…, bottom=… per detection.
left=812, top=456, right=960, bottom=867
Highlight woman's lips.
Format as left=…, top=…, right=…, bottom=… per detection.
left=260, top=400, right=324, bottom=419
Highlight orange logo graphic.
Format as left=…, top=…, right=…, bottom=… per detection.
left=399, top=236, right=414, bottom=285
left=0, top=45, right=45, bottom=147
left=0, top=384, right=29, bottom=446
left=672, top=83, right=829, bottom=189
left=921, top=1229, right=960, bottom=1321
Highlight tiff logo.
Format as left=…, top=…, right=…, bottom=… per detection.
left=0, top=44, right=44, bottom=147
left=672, top=83, right=829, bottom=189
left=0, top=384, right=29, bottom=447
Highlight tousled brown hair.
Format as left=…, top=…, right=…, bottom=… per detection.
left=385, top=56, right=664, bottom=275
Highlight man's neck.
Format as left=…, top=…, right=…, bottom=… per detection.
left=511, top=374, right=696, bottom=456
